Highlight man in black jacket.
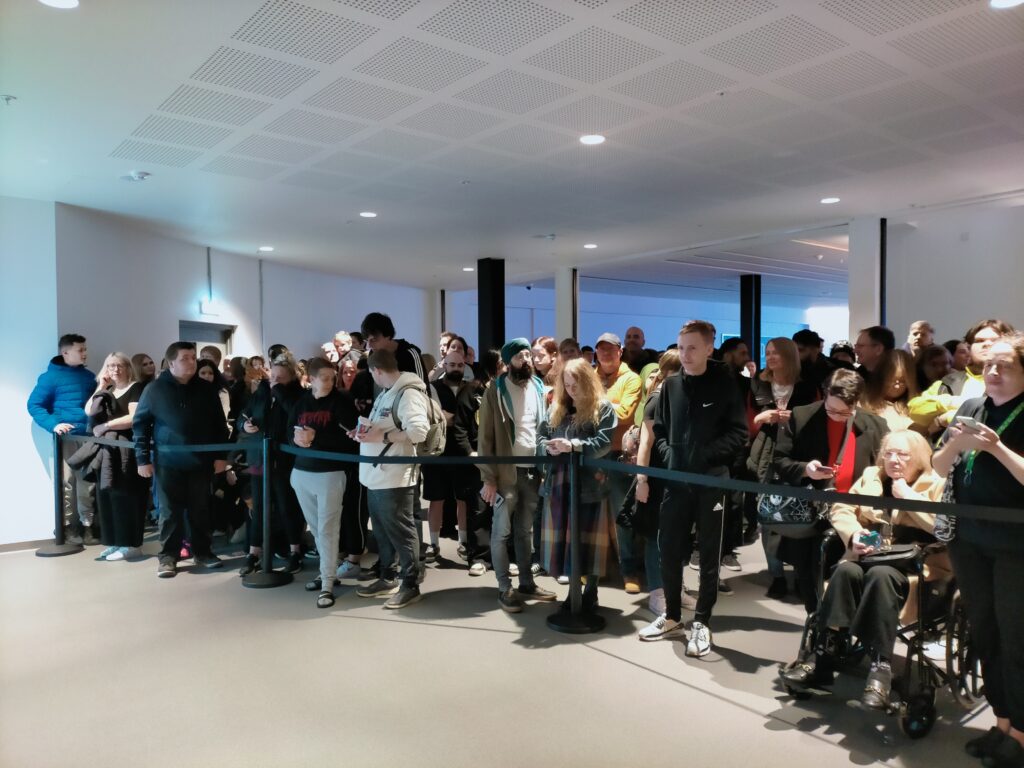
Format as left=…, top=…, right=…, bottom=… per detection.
left=134, top=342, right=229, bottom=578
left=639, top=321, right=748, bottom=657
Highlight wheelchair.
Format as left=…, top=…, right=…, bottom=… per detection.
left=781, top=529, right=984, bottom=738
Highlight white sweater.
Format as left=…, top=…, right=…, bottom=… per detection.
left=359, top=372, right=430, bottom=490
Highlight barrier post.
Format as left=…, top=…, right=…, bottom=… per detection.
left=242, top=437, right=293, bottom=588
left=36, top=433, right=84, bottom=558
left=547, top=451, right=605, bottom=634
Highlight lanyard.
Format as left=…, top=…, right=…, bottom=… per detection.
left=964, top=400, right=1024, bottom=485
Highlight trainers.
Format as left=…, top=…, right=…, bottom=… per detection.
left=556, top=574, right=570, bottom=585
left=238, top=553, right=260, bottom=576
left=498, top=589, right=524, bottom=613
left=624, top=576, right=641, bottom=594
left=530, top=563, right=546, bottom=576
left=194, top=553, right=223, bottom=569
left=982, top=734, right=1024, bottom=768
left=966, top=727, right=1009, bottom=759
left=648, top=588, right=666, bottom=616
left=424, top=544, right=439, bottom=564
left=718, top=580, right=734, bottom=596
left=457, top=544, right=468, bottom=561
left=638, top=614, right=687, bottom=642
left=357, top=562, right=380, bottom=581
left=83, top=525, right=101, bottom=546
left=686, top=621, right=712, bottom=657
left=384, top=586, right=422, bottom=610
left=105, top=547, right=128, bottom=562
left=284, top=551, right=302, bottom=573
left=121, top=546, right=144, bottom=560
left=518, top=584, right=557, bottom=601
left=157, top=556, right=177, bottom=578
left=509, top=563, right=519, bottom=577
left=336, top=560, right=361, bottom=579
left=357, top=579, right=399, bottom=598
left=766, top=577, right=788, bottom=600
left=468, top=561, right=487, bottom=577
left=721, top=553, right=741, bottom=571
left=689, top=551, right=700, bottom=571
left=99, top=545, right=119, bottom=560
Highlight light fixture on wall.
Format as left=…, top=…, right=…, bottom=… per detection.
left=258, top=245, right=274, bottom=252
left=462, top=267, right=474, bottom=272
left=820, top=196, right=840, bottom=204
left=583, top=243, right=598, bottom=249
left=579, top=134, right=605, bottom=146
left=38, top=0, right=79, bottom=7
left=359, top=211, right=377, bottom=218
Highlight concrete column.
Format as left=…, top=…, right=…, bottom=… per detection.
left=847, top=217, right=884, bottom=339
left=554, top=266, right=577, bottom=341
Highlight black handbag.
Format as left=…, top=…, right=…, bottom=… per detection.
left=858, top=543, right=922, bottom=572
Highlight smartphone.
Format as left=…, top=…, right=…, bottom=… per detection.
left=860, top=530, right=882, bottom=549
left=493, top=493, right=505, bottom=509
left=956, top=416, right=984, bottom=431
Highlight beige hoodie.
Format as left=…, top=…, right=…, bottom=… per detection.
left=359, top=372, right=430, bottom=490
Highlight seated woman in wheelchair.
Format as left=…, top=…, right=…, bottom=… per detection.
left=782, top=430, right=945, bottom=709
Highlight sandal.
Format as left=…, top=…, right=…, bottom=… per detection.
left=317, top=591, right=335, bottom=609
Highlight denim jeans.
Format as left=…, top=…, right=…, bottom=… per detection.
left=367, top=486, right=420, bottom=590
left=492, top=468, right=539, bottom=593
left=606, top=463, right=638, bottom=578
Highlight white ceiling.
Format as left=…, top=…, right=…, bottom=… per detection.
left=1, top=0, right=1023, bottom=290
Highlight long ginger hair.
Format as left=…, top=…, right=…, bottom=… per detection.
left=548, top=358, right=603, bottom=429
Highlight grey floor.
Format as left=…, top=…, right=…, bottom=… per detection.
left=1, top=531, right=992, bottom=768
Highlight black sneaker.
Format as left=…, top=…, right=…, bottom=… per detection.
left=357, top=579, right=399, bottom=598
left=357, top=562, right=381, bottom=582
left=384, top=586, right=423, bottom=610
left=194, top=553, right=223, bottom=569
left=424, top=544, right=439, bottom=564
left=286, top=552, right=303, bottom=574
left=238, top=554, right=260, bottom=577
left=498, top=589, right=524, bottom=613
left=457, top=544, right=468, bottom=561
left=83, top=525, right=101, bottom=546
left=518, top=584, right=557, bottom=602
left=766, top=577, right=788, bottom=600
left=967, top=728, right=1009, bottom=759
left=157, top=556, right=177, bottom=578
left=720, top=553, right=741, bottom=571
left=718, top=580, right=734, bottom=596
left=983, top=733, right=1024, bottom=768
left=742, top=523, right=760, bottom=546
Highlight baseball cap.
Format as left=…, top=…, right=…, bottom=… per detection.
left=595, top=332, right=622, bottom=347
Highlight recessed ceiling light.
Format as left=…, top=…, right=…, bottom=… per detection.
left=120, top=170, right=151, bottom=182
left=258, top=246, right=274, bottom=252
left=38, top=0, right=79, bottom=7
left=359, top=211, right=377, bottom=218
left=579, top=134, right=605, bottom=146
left=462, top=267, right=474, bottom=272
left=584, top=243, right=598, bottom=249
left=820, top=197, right=841, bottom=204
left=991, top=0, right=1024, bottom=8
left=816, top=254, right=824, bottom=261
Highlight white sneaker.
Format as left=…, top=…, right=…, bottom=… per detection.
left=686, top=621, right=712, bottom=657
left=638, top=614, right=687, bottom=642
left=99, top=546, right=119, bottom=560
left=648, top=588, right=666, bottom=616
left=509, top=563, right=519, bottom=577
left=556, top=574, right=570, bottom=585
left=336, top=560, right=361, bottom=579
left=106, top=547, right=128, bottom=561
left=468, top=561, right=487, bottom=577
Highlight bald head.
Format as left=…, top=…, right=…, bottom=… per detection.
left=624, top=326, right=645, bottom=352
left=443, top=350, right=467, bottom=383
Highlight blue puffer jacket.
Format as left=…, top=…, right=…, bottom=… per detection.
left=27, top=356, right=96, bottom=434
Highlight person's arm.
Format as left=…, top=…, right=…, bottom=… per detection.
left=133, top=386, right=155, bottom=471
left=452, top=389, right=475, bottom=456
left=907, top=380, right=954, bottom=428
left=652, top=380, right=671, bottom=467
left=387, top=389, right=429, bottom=445
left=568, top=402, right=616, bottom=457
left=828, top=476, right=867, bottom=548
left=772, top=411, right=808, bottom=484
left=26, top=376, right=59, bottom=432
left=477, top=388, right=498, bottom=486
left=611, top=373, right=642, bottom=422
left=701, top=379, right=748, bottom=469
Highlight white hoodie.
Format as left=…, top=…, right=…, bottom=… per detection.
left=359, top=372, right=430, bottom=490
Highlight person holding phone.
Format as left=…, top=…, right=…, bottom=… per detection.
left=933, top=332, right=1024, bottom=766
left=772, top=369, right=889, bottom=614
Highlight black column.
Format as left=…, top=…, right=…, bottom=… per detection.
left=740, top=274, right=762, bottom=369
left=478, top=258, right=505, bottom=355
left=879, top=218, right=887, bottom=327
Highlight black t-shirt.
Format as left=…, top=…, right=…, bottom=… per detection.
left=951, top=391, right=1024, bottom=550
left=643, top=390, right=663, bottom=469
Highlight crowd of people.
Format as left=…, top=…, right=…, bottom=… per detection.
left=27, top=312, right=1024, bottom=766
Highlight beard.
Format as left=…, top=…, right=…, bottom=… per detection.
left=509, top=360, right=534, bottom=383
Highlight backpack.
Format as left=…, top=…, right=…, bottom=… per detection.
left=389, top=383, right=447, bottom=457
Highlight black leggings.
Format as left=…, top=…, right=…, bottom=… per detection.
left=98, top=485, right=146, bottom=548
left=249, top=463, right=305, bottom=549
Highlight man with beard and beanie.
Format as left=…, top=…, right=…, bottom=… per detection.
left=477, top=338, right=558, bottom=613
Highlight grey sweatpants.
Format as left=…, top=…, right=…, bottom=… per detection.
left=290, top=469, right=346, bottom=590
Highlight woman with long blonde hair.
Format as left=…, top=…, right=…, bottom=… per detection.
left=538, top=359, right=617, bottom=613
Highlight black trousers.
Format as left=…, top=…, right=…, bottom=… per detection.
left=98, top=484, right=146, bottom=548
left=155, top=466, right=214, bottom=559
left=249, top=462, right=305, bottom=549
left=779, top=534, right=824, bottom=614
left=659, top=482, right=726, bottom=624
left=817, top=561, right=908, bottom=659
left=950, top=538, right=1024, bottom=732
left=340, top=469, right=368, bottom=556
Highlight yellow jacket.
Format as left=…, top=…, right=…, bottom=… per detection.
left=908, top=369, right=984, bottom=428
left=600, top=362, right=641, bottom=451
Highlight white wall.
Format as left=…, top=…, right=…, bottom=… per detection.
left=887, top=202, right=1024, bottom=343
left=1, top=196, right=58, bottom=545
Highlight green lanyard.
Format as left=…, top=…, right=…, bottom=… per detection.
left=963, top=400, right=1024, bottom=485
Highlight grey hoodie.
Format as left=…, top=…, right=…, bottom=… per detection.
left=359, top=371, right=430, bottom=490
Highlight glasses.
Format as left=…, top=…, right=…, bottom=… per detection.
left=824, top=404, right=854, bottom=419
left=883, top=450, right=912, bottom=460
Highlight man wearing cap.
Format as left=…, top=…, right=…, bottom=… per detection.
left=477, top=339, right=558, bottom=613
left=595, top=333, right=645, bottom=593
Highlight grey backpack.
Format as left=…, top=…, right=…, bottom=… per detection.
left=389, top=384, right=447, bottom=457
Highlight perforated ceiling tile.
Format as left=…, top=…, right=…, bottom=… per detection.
left=924, top=124, right=1024, bottom=154
left=832, top=81, right=953, bottom=120
left=454, top=69, right=572, bottom=114
left=820, top=0, right=978, bottom=36
left=109, top=140, right=203, bottom=167
left=424, top=147, right=515, bottom=175
left=191, top=47, right=319, bottom=98
left=305, top=77, right=419, bottom=119
left=349, top=181, right=421, bottom=203
left=837, top=146, right=930, bottom=173
left=351, top=128, right=448, bottom=160
left=524, top=27, right=663, bottom=84
left=614, top=0, right=776, bottom=46
left=883, top=104, right=993, bottom=141
left=337, top=0, right=419, bottom=20
left=674, top=136, right=763, bottom=166
left=233, top=0, right=378, bottom=64
left=230, top=134, right=324, bottom=163
left=317, top=150, right=400, bottom=177
left=943, top=49, right=1024, bottom=95
left=354, top=37, right=486, bottom=91
left=774, top=52, right=906, bottom=101
left=768, top=164, right=853, bottom=188
left=158, top=85, right=272, bottom=125
left=702, top=15, right=849, bottom=75
left=476, top=124, right=571, bottom=155
left=418, top=0, right=571, bottom=55
left=790, top=131, right=898, bottom=162
left=574, top=0, right=608, bottom=7
left=609, top=118, right=711, bottom=151
left=264, top=109, right=365, bottom=143
left=279, top=169, right=355, bottom=190
left=611, top=60, right=735, bottom=108
left=889, top=10, right=1024, bottom=68
left=202, top=155, right=286, bottom=179
left=537, top=94, right=646, bottom=132
left=131, top=115, right=233, bottom=148
left=741, top=111, right=847, bottom=146
left=398, top=103, right=503, bottom=139
left=680, top=88, right=793, bottom=126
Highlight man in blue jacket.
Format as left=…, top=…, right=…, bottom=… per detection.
left=27, top=333, right=98, bottom=544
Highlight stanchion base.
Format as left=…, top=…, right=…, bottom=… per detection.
left=546, top=607, right=606, bottom=635
left=36, top=542, right=85, bottom=558
left=241, top=570, right=294, bottom=589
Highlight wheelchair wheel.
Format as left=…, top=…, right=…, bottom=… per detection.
left=946, top=590, right=984, bottom=710
left=900, top=691, right=937, bottom=739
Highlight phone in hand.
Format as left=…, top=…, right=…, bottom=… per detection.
left=493, top=493, right=505, bottom=509
left=860, top=530, right=882, bottom=549
left=956, top=416, right=984, bottom=431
